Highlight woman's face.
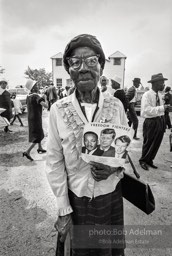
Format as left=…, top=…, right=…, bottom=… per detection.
left=68, top=47, right=102, bottom=93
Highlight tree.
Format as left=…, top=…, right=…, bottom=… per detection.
left=24, top=66, right=52, bottom=88
left=0, top=66, right=5, bottom=74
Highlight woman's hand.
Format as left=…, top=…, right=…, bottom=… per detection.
left=90, top=161, right=124, bottom=182
left=54, top=214, right=72, bottom=242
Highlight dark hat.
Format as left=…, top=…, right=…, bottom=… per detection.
left=0, top=80, right=8, bottom=85
left=165, top=86, right=171, bottom=93
left=148, top=73, right=168, bottom=83
left=63, top=34, right=105, bottom=74
left=111, top=79, right=120, bottom=90
left=133, top=78, right=141, bottom=83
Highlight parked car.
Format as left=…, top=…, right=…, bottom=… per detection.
left=8, top=88, right=29, bottom=112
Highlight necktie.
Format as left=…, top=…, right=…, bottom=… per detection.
left=156, top=93, right=160, bottom=106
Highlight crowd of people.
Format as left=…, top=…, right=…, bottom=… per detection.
left=0, top=33, right=172, bottom=256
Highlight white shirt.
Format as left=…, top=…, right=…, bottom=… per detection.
left=130, top=88, right=137, bottom=103
left=80, top=103, right=97, bottom=122
left=0, top=88, right=5, bottom=95
left=46, top=90, right=128, bottom=216
left=84, top=148, right=98, bottom=155
left=12, top=98, right=22, bottom=114
left=141, top=89, right=165, bottom=118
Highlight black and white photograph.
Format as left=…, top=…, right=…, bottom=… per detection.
left=0, top=0, right=172, bottom=256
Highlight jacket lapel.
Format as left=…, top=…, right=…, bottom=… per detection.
left=94, top=91, right=104, bottom=121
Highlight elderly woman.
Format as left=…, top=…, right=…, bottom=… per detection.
left=23, top=79, right=48, bottom=161
left=46, top=34, right=128, bottom=256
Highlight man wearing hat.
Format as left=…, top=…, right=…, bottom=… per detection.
left=139, top=73, right=172, bottom=171
left=126, top=77, right=141, bottom=139
left=46, top=34, right=128, bottom=256
left=0, top=80, right=12, bottom=132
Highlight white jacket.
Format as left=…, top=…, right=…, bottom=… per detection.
left=46, top=90, right=128, bottom=216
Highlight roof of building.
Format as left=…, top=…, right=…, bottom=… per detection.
left=108, top=51, right=127, bottom=59
left=51, top=51, right=127, bottom=60
left=51, top=52, right=63, bottom=59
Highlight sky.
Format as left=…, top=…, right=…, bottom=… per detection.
left=0, top=0, right=172, bottom=88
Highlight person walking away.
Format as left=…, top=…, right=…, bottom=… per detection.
left=0, top=80, right=12, bottom=132
left=10, top=93, right=24, bottom=126
left=164, top=86, right=172, bottom=129
left=23, top=79, right=48, bottom=161
left=126, top=78, right=141, bottom=139
left=111, top=76, right=129, bottom=113
left=139, top=73, right=172, bottom=171
left=45, top=85, right=58, bottom=111
left=46, top=34, right=128, bottom=256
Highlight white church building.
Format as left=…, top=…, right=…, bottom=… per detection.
left=51, top=51, right=127, bottom=89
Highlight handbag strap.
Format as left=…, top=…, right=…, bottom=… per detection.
left=127, top=153, right=140, bottom=179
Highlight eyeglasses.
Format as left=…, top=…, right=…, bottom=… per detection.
left=67, top=55, right=100, bottom=70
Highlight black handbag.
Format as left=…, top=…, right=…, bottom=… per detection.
left=56, top=233, right=72, bottom=256
left=121, top=154, right=155, bottom=215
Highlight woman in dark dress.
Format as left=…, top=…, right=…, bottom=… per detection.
left=0, top=80, right=13, bottom=132
left=23, top=79, right=48, bottom=161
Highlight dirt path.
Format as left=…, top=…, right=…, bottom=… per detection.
left=0, top=111, right=172, bottom=256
